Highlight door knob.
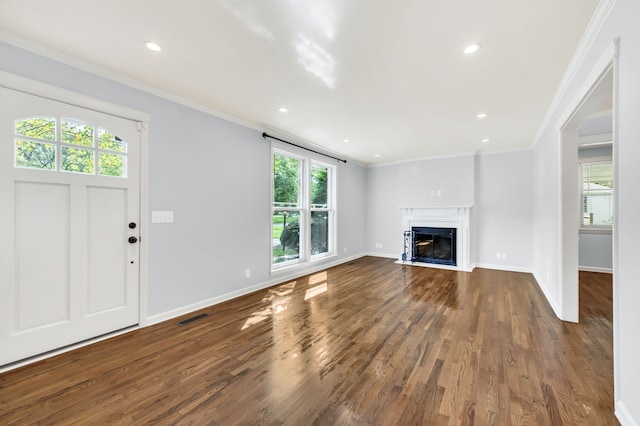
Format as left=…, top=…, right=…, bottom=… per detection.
left=128, top=236, right=138, bottom=244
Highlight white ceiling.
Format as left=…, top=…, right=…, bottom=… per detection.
left=0, top=0, right=600, bottom=165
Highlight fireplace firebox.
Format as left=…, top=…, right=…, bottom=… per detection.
left=409, top=227, right=456, bottom=266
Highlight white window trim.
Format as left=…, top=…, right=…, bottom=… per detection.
left=271, top=145, right=337, bottom=273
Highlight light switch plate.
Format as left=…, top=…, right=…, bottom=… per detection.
left=152, top=211, right=174, bottom=223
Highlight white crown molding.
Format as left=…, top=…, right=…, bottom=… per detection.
left=474, top=146, right=534, bottom=157
left=0, top=31, right=359, bottom=166
left=0, top=30, right=263, bottom=132
left=368, top=151, right=478, bottom=168
left=531, top=0, right=618, bottom=147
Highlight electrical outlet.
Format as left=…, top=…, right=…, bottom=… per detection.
left=344, top=247, right=347, bottom=253
left=496, top=252, right=501, bottom=260
left=502, top=253, right=507, bottom=260
left=375, top=243, right=383, bottom=249
left=245, top=269, right=251, bottom=279
left=436, top=190, right=442, bottom=197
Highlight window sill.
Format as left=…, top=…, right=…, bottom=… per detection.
left=579, top=227, right=612, bottom=235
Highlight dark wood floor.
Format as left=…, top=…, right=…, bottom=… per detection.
left=0, top=258, right=616, bottom=425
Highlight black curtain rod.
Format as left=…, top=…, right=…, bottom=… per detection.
left=262, top=132, right=347, bottom=163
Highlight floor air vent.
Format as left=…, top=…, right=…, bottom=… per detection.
left=177, top=313, right=208, bottom=326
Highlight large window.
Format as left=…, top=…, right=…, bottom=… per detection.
left=272, top=149, right=335, bottom=268
left=581, top=161, right=613, bottom=227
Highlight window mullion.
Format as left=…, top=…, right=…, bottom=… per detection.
left=303, top=158, right=310, bottom=261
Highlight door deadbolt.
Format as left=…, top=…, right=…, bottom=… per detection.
left=129, top=222, right=137, bottom=229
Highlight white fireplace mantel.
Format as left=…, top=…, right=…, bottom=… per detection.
left=398, top=207, right=473, bottom=272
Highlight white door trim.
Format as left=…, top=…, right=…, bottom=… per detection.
left=0, top=71, right=149, bottom=122
left=0, top=70, right=150, bottom=370
left=555, top=39, right=619, bottom=408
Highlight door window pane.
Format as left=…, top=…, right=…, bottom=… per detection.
left=15, top=117, right=56, bottom=140
left=62, top=120, right=94, bottom=147
left=61, top=146, right=94, bottom=174
left=98, top=129, right=126, bottom=152
left=15, top=140, right=55, bottom=170
left=99, top=153, right=125, bottom=177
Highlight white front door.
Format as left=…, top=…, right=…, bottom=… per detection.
left=0, top=87, right=140, bottom=365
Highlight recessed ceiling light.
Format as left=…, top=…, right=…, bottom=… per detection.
left=481, top=138, right=490, bottom=143
left=375, top=154, right=381, bottom=157
left=464, top=43, right=480, bottom=54
left=343, top=139, right=350, bottom=143
left=476, top=113, right=488, bottom=119
left=144, top=41, right=162, bottom=52
left=278, top=107, right=288, bottom=113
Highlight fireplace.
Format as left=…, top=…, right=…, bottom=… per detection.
left=411, top=227, right=456, bottom=266
left=398, top=207, right=472, bottom=272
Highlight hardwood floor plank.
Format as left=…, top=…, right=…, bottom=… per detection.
left=0, top=258, right=617, bottom=425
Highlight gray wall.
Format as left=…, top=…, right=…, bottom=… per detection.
left=579, top=232, right=613, bottom=270
left=0, top=41, right=368, bottom=318
left=532, top=0, right=640, bottom=421
left=397, top=156, right=475, bottom=207
left=365, top=163, right=401, bottom=256
left=474, top=151, right=533, bottom=270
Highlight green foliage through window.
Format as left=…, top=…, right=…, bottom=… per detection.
left=61, top=120, right=93, bottom=147
left=99, top=129, right=125, bottom=152
left=15, top=117, right=56, bottom=140
left=62, top=147, right=94, bottom=174
left=99, top=153, right=124, bottom=177
left=311, top=165, right=328, bottom=207
left=15, top=140, right=55, bottom=170
left=13, top=117, right=127, bottom=177
left=273, top=154, right=300, bottom=207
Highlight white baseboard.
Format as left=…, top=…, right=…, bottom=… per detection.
left=146, top=253, right=366, bottom=326
left=579, top=265, right=613, bottom=274
left=363, top=252, right=399, bottom=259
left=532, top=271, right=563, bottom=320
left=474, top=263, right=533, bottom=274
left=616, top=400, right=639, bottom=426
left=394, top=259, right=474, bottom=272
